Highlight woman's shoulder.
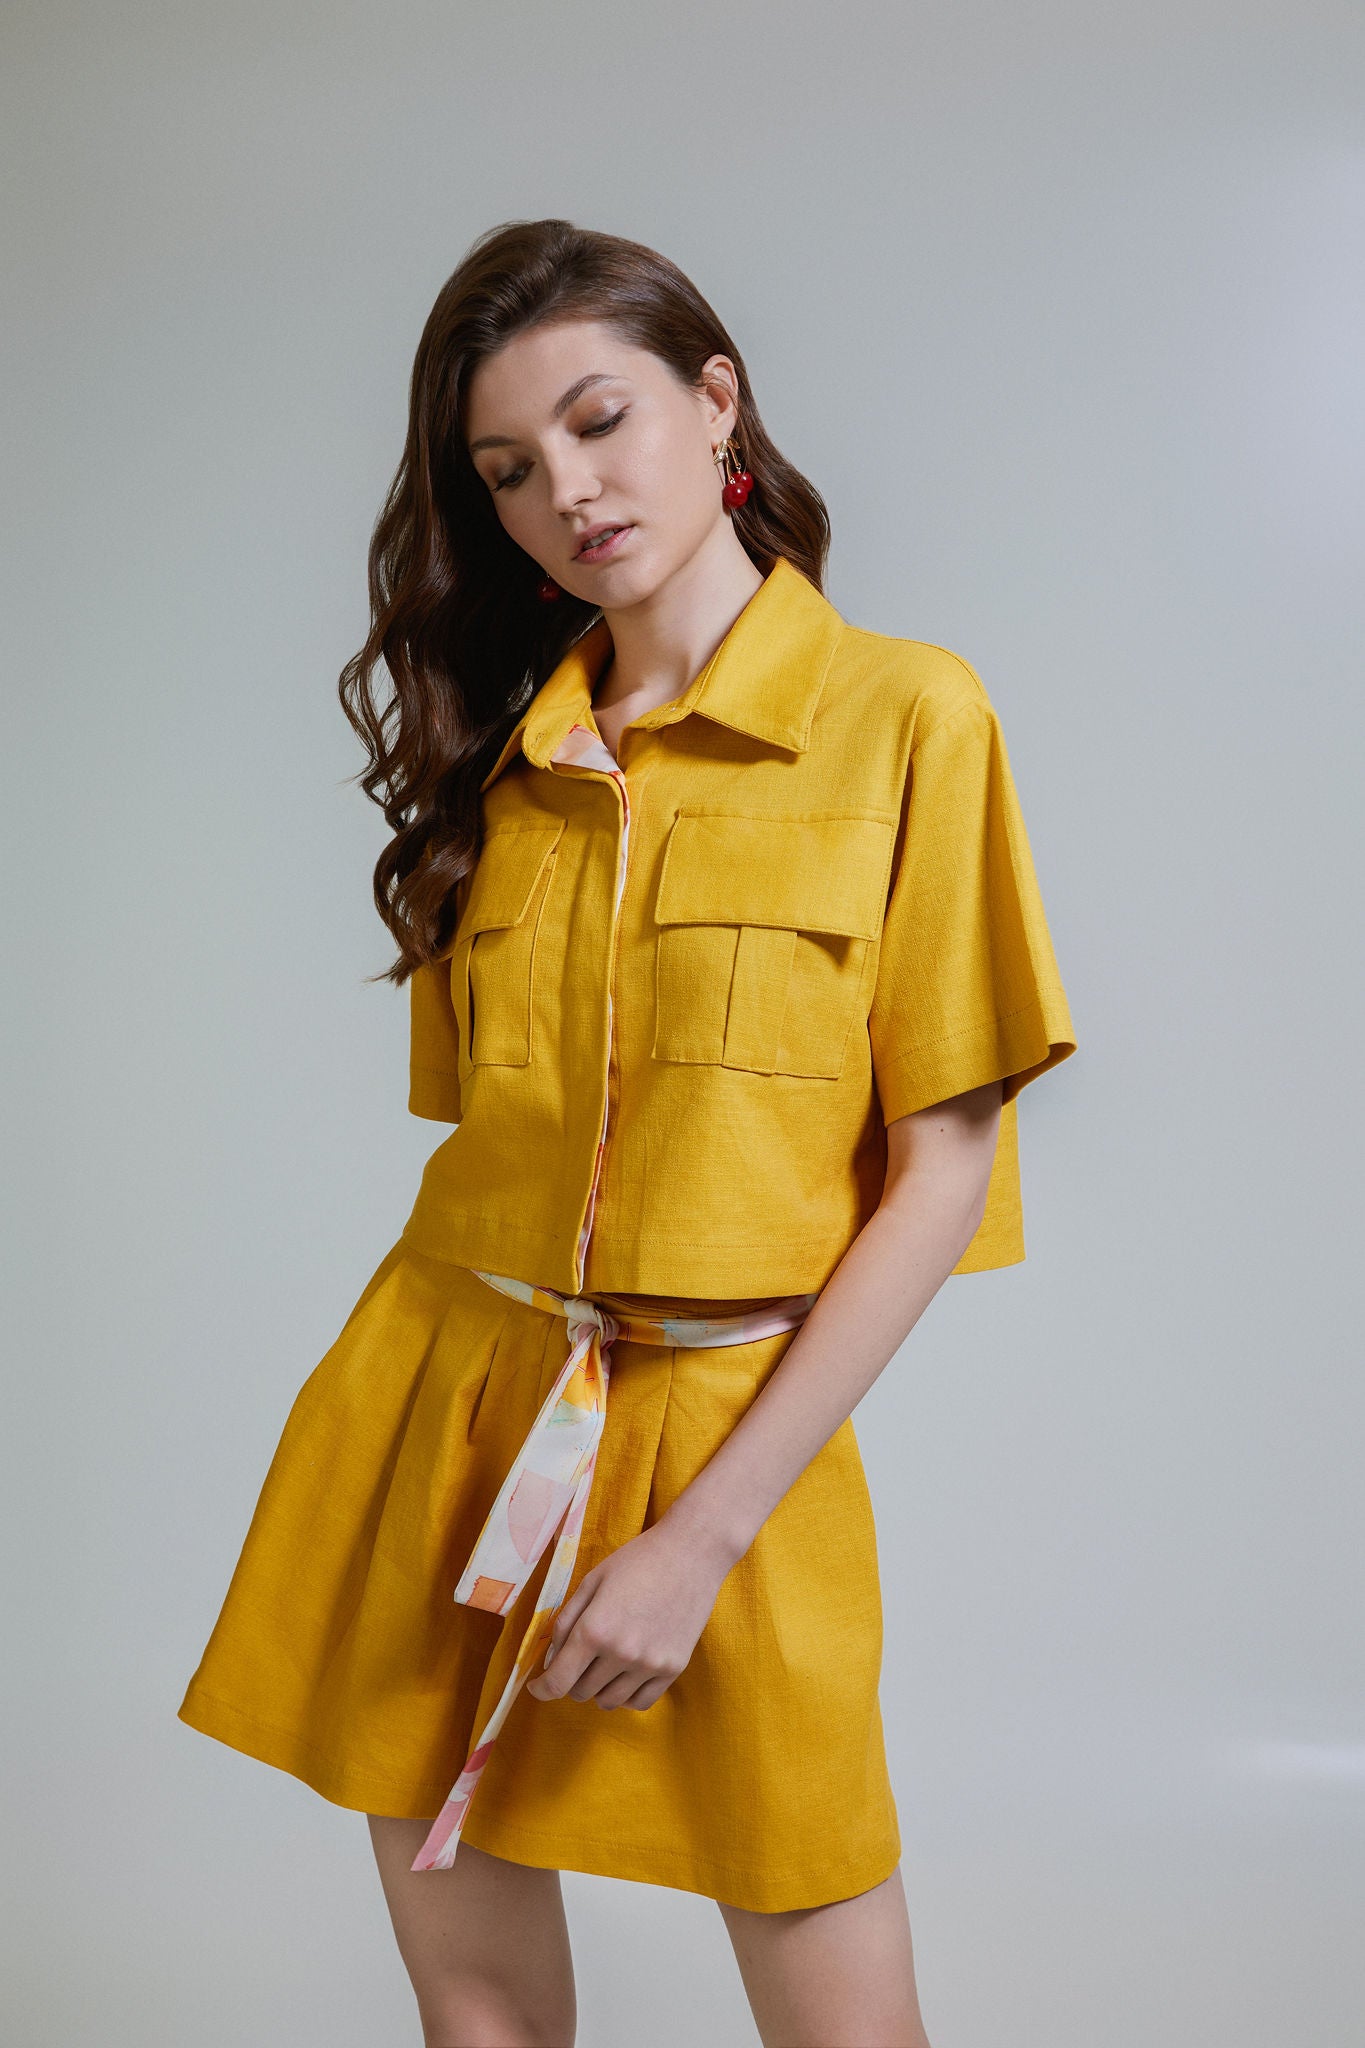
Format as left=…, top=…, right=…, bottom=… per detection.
left=829, top=619, right=995, bottom=751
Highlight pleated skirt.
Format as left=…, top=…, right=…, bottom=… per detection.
left=176, top=1236, right=901, bottom=1912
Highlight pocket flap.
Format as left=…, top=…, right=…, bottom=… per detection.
left=459, top=821, right=564, bottom=937
left=655, top=811, right=896, bottom=939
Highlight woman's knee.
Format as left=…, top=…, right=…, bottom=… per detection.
left=366, top=1818, right=577, bottom=2044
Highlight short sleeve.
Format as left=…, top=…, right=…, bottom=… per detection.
left=868, top=684, right=1077, bottom=1124
left=408, top=949, right=463, bottom=1122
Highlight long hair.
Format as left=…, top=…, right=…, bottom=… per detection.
left=339, top=217, right=832, bottom=985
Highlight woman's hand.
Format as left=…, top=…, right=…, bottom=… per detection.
left=524, top=1518, right=731, bottom=1711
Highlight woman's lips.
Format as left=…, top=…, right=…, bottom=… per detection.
left=575, top=524, right=634, bottom=564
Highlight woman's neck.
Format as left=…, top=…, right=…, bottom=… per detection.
left=592, top=525, right=765, bottom=724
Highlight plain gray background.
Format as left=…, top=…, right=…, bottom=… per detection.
left=4, top=3, right=1362, bottom=2043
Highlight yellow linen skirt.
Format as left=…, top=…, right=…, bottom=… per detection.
left=176, top=1237, right=901, bottom=1913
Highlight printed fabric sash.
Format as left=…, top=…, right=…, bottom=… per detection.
left=409, top=1270, right=819, bottom=1873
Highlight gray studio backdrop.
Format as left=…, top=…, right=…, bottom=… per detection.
left=4, top=4, right=1361, bottom=2044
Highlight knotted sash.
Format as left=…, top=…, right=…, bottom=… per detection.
left=409, top=1269, right=819, bottom=1872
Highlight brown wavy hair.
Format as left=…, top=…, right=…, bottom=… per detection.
left=339, top=217, right=833, bottom=986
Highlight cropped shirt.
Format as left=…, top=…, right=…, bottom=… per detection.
left=402, top=555, right=1077, bottom=1298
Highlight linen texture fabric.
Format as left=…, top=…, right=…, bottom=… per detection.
left=177, top=1246, right=899, bottom=1910
left=177, top=554, right=1077, bottom=1910
left=409, top=1270, right=821, bottom=1874
left=403, top=554, right=1075, bottom=1296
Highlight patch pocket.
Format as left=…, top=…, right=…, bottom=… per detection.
left=452, top=819, right=564, bottom=1076
left=651, top=809, right=897, bottom=1078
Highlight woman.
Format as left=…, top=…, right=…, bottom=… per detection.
left=178, top=217, right=1077, bottom=2047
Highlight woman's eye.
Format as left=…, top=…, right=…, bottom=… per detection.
left=491, top=410, right=626, bottom=492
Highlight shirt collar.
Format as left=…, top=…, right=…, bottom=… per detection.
left=479, top=554, right=844, bottom=793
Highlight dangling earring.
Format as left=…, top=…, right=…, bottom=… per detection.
left=713, top=436, right=754, bottom=510
left=537, top=575, right=562, bottom=601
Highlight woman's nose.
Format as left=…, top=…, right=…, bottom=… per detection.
left=541, top=444, right=600, bottom=519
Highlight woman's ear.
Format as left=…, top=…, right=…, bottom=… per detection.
left=697, top=355, right=741, bottom=441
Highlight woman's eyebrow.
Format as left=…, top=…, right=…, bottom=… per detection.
left=468, top=372, right=624, bottom=453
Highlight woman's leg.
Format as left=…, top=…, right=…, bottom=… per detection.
left=717, top=1863, right=932, bottom=2048
left=367, top=1816, right=577, bottom=2047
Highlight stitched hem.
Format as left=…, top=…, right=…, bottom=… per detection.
left=461, top=1806, right=903, bottom=1913
left=402, top=1218, right=845, bottom=1259
left=176, top=1686, right=901, bottom=1912
left=401, top=1214, right=579, bottom=1260
left=884, top=988, right=1070, bottom=1058
left=176, top=1686, right=459, bottom=1817
left=872, top=991, right=1074, bottom=1124
left=582, top=1227, right=844, bottom=1252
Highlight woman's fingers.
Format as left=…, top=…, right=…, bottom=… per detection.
left=560, top=1650, right=622, bottom=1703
left=606, top=1671, right=674, bottom=1712
left=592, top=1663, right=660, bottom=1710
left=526, top=1608, right=675, bottom=1708
left=525, top=1631, right=600, bottom=1700
left=633, top=1680, right=674, bottom=1710
left=524, top=1523, right=714, bottom=1707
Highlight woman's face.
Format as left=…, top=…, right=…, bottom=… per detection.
left=464, top=316, right=737, bottom=605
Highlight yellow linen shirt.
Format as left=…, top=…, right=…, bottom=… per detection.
left=402, top=555, right=1076, bottom=1297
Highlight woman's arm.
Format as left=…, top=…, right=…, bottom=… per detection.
left=526, top=1077, right=1004, bottom=1710
left=661, top=1074, right=1004, bottom=1566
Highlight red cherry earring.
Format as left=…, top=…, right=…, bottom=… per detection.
left=537, top=576, right=562, bottom=601
left=713, top=435, right=754, bottom=510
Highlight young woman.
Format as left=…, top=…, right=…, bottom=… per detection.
left=179, top=218, right=1077, bottom=2047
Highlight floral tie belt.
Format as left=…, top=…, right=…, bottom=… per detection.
left=410, top=1268, right=819, bottom=1873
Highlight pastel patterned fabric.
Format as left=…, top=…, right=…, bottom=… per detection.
left=411, top=1269, right=819, bottom=1872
